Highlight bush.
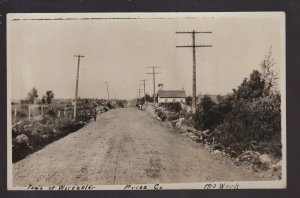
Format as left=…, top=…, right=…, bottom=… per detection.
left=191, top=68, right=281, bottom=157
left=16, top=111, right=27, bottom=119
left=159, top=102, right=182, bottom=113
left=56, top=119, right=82, bottom=132
left=12, top=117, right=86, bottom=162
left=216, top=93, right=281, bottom=143
left=47, top=109, right=56, bottom=118
left=193, top=95, right=221, bottom=130
left=185, top=96, right=192, bottom=106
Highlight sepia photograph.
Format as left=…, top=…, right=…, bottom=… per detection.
left=7, top=12, right=286, bottom=190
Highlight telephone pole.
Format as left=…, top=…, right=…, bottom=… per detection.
left=137, top=89, right=141, bottom=99
left=139, top=79, right=148, bottom=103
left=146, top=67, right=161, bottom=105
left=105, top=81, right=110, bottom=101
left=176, top=30, right=212, bottom=114
left=73, top=55, right=85, bottom=119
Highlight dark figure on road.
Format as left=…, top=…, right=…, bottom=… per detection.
left=93, top=108, right=97, bottom=121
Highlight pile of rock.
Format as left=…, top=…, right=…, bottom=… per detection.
left=235, top=150, right=261, bottom=165
left=15, top=134, right=29, bottom=147
left=154, top=106, right=180, bottom=122
left=98, top=105, right=109, bottom=113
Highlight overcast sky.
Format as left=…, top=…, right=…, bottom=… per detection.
left=8, top=13, right=285, bottom=100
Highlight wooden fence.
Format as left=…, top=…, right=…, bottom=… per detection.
left=11, top=103, right=92, bottom=126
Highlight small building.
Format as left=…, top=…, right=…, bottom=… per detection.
left=157, top=84, right=186, bottom=104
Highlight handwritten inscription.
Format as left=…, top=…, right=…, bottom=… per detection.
left=27, top=184, right=96, bottom=190
left=27, top=184, right=43, bottom=190
left=204, top=183, right=239, bottom=189
left=124, top=184, right=163, bottom=190
left=27, top=183, right=239, bottom=190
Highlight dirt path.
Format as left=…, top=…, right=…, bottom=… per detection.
left=13, top=107, right=263, bottom=186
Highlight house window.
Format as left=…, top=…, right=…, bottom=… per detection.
left=173, top=99, right=176, bottom=102
left=180, top=99, right=183, bottom=103
left=165, top=99, right=168, bottom=103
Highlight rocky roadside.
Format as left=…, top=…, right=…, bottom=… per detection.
left=145, top=103, right=282, bottom=180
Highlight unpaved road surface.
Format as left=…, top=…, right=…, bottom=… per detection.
left=13, top=108, right=263, bottom=186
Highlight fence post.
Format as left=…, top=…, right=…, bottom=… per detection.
left=58, top=110, right=61, bottom=117
left=14, top=108, right=17, bottom=125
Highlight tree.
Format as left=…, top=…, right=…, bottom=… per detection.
left=144, top=94, right=153, bottom=102
left=260, top=46, right=279, bottom=94
left=193, top=95, right=219, bottom=130
left=45, top=90, right=54, bottom=104
left=26, top=87, right=38, bottom=104
left=41, top=96, right=46, bottom=104
left=232, top=70, right=266, bottom=101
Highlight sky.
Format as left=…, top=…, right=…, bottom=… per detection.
left=7, top=13, right=285, bottom=100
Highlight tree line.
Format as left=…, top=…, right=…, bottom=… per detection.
left=21, top=88, right=54, bottom=104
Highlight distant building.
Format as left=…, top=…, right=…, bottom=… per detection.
left=157, top=84, right=186, bottom=104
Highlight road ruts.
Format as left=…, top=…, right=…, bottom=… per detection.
left=13, top=107, right=263, bottom=187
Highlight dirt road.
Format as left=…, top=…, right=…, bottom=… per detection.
left=13, top=107, right=262, bottom=186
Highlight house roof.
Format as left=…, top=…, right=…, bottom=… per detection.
left=158, top=90, right=186, bottom=98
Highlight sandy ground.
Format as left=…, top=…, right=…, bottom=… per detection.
left=13, top=107, right=265, bottom=187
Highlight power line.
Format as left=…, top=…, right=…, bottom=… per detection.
left=73, top=55, right=85, bottom=120
left=176, top=30, right=212, bottom=114
left=146, top=66, right=161, bottom=105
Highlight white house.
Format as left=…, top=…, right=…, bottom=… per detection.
left=157, top=84, right=186, bottom=104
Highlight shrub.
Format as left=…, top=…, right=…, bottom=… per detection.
left=213, top=93, right=281, bottom=156
left=217, top=93, right=280, bottom=138
left=193, top=95, right=221, bottom=130
left=56, top=119, right=82, bottom=132
left=159, top=102, right=182, bottom=113
left=12, top=115, right=87, bottom=162
left=47, top=109, right=56, bottom=118
left=191, top=68, right=281, bottom=157
left=16, top=111, right=27, bottom=119
left=185, top=96, right=192, bottom=106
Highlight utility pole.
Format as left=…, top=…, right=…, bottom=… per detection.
left=146, top=67, right=161, bottom=105
left=139, top=79, right=148, bottom=103
left=105, top=81, right=110, bottom=101
left=137, top=89, right=141, bottom=99
left=176, top=30, right=212, bottom=114
left=73, top=54, right=85, bottom=120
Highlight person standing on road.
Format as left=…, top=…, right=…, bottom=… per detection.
left=93, top=107, right=97, bottom=121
